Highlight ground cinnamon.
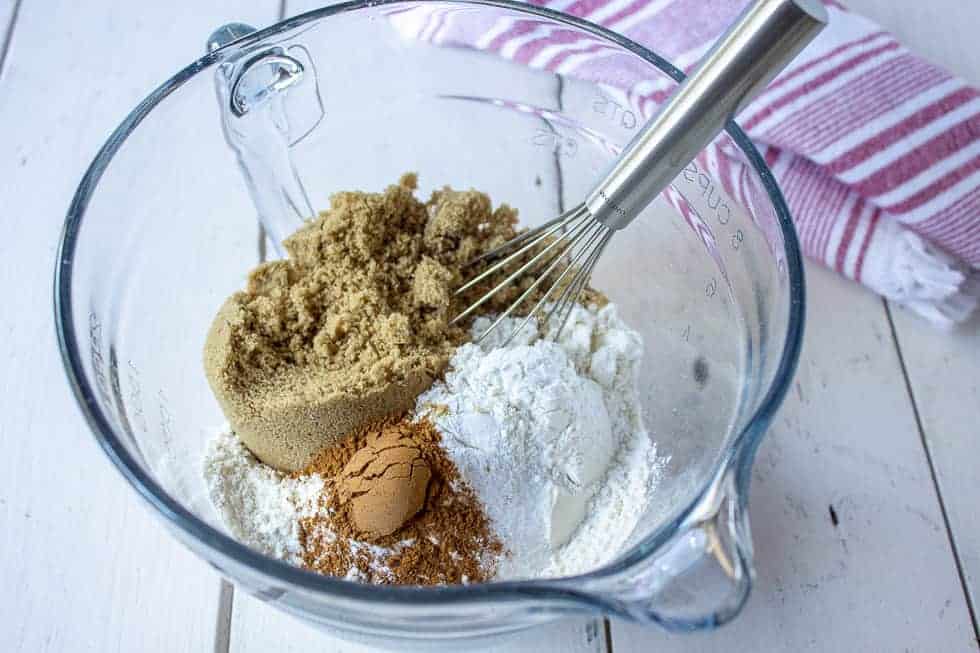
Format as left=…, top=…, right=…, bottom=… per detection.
left=297, top=415, right=503, bottom=585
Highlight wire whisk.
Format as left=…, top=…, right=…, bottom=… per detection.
left=451, top=0, right=826, bottom=344
left=452, top=205, right=613, bottom=344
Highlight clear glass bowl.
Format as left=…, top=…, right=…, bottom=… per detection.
left=54, top=0, right=804, bottom=647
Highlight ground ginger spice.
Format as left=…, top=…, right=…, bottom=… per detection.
left=203, top=174, right=546, bottom=471
left=297, top=415, right=503, bottom=585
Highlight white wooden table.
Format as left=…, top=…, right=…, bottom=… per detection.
left=1, top=0, right=977, bottom=650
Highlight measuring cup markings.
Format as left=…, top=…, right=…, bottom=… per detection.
left=682, top=161, right=733, bottom=226
left=677, top=159, right=757, bottom=321
left=107, top=346, right=134, bottom=440
left=592, top=91, right=639, bottom=130
left=88, top=312, right=113, bottom=409
left=731, top=230, right=744, bottom=250
left=584, top=620, right=601, bottom=644
left=126, top=359, right=149, bottom=434
left=158, top=388, right=174, bottom=441
left=529, top=128, right=578, bottom=157
left=705, top=277, right=719, bottom=298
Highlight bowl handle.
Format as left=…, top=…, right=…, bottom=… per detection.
left=575, top=464, right=754, bottom=630
left=206, top=23, right=325, bottom=258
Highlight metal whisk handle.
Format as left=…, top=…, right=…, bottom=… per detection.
left=586, top=0, right=827, bottom=230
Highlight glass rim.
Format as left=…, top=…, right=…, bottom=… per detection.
left=53, top=0, right=805, bottom=614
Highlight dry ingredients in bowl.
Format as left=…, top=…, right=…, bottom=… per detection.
left=202, top=175, right=667, bottom=584
left=417, top=305, right=666, bottom=578
left=203, top=173, right=555, bottom=472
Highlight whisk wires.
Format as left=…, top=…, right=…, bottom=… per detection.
left=452, top=206, right=612, bottom=345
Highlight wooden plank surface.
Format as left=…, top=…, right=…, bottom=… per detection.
left=231, top=591, right=607, bottom=653
left=610, top=3, right=980, bottom=649
left=0, top=1, right=277, bottom=651
left=844, top=0, right=980, bottom=635
left=611, top=264, right=977, bottom=652
left=1, top=0, right=977, bottom=652
left=888, top=307, right=980, bottom=624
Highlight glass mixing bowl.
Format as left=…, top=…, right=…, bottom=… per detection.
left=55, top=0, right=804, bottom=647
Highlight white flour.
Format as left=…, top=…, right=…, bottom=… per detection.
left=417, top=303, right=666, bottom=579
left=203, top=431, right=325, bottom=565
left=203, top=301, right=665, bottom=581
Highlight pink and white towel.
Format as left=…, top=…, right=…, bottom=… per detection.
left=392, top=0, right=980, bottom=327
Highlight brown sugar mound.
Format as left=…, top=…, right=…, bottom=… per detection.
left=203, top=174, right=540, bottom=471
left=298, top=415, right=503, bottom=585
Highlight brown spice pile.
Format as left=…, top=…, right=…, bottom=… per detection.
left=203, top=174, right=555, bottom=472
left=297, top=415, right=503, bottom=585
left=337, top=423, right=432, bottom=540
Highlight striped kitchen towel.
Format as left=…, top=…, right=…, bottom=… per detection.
left=390, top=0, right=980, bottom=327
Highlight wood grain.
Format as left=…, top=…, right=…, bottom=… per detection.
left=845, top=0, right=980, bottom=636
left=610, top=264, right=977, bottom=652
left=612, top=4, right=980, bottom=649
left=0, top=1, right=276, bottom=651
left=231, top=591, right=607, bottom=653
left=1, top=0, right=978, bottom=652
left=888, top=306, right=980, bottom=628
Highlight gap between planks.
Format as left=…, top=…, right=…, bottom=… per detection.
left=0, top=0, right=22, bottom=76
left=884, top=300, right=980, bottom=641
left=609, top=263, right=976, bottom=651
left=214, top=581, right=236, bottom=653
left=0, top=1, right=279, bottom=651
